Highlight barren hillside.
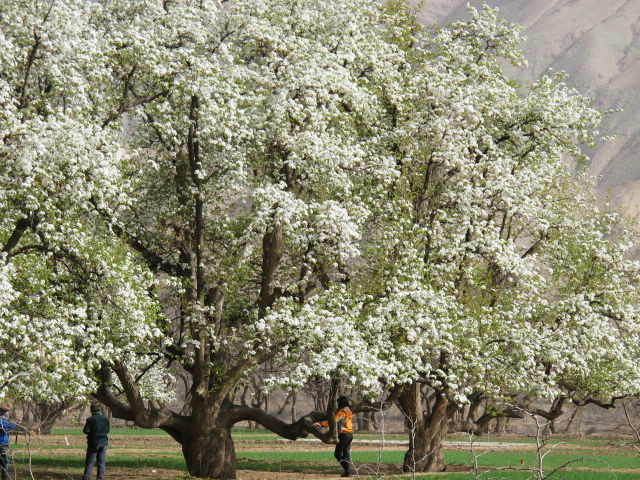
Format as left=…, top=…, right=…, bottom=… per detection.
left=411, top=0, right=640, bottom=214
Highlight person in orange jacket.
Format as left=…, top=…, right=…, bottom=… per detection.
left=314, top=396, right=354, bottom=477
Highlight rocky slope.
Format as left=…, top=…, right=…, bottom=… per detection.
left=411, top=0, right=640, bottom=214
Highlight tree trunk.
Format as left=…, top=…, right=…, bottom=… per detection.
left=182, top=427, right=237, bottom=479
left=356, top=412, right=378, bottom=431
left=493, top=416, right=507, bottom=434
left=22, top=403, right=32, bottom=424
left=369, top=411, right=380, bottom=430
left=356, top=413, right=365, bottom=431
left=40, top=416, right=56, bottom=435
left=403, top=418, right=448, bottom=472
left=563, top=405, right=578, bottom=433
left=26, top=399, right=77, bottom=435
left=398, top=383, right=454, bottom=473
left=291, top=394, right=297, bottom=422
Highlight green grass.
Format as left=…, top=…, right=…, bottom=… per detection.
left=50, top=427, right=406, bottom=443
left=51, top=426, right=306, bottom=440
left=15, top=429, right=640, bottom=479
left=411, top=474, right=640, bottom=480
left=11, top=454, right=187, bottom=470
left=447, top=450, right=639, bottom=469
left=16, top=449, right=636, bottom=469
left=50, top=427, right=615, bottom=447
left=445, top=433, right=612, bottom=447
left=235, top=449, right=640, bottom=469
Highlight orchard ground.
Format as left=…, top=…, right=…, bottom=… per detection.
left=4, top=427, right=640, bottom=479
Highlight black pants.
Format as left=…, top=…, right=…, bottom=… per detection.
left=334, top=433, right=353, bottom=473
left=0, top=445, right=8, bottom=480
left=83, top=443, right=108, bottom=480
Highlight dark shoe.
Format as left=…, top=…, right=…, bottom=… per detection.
left=340, top=472, right=351, bottom=477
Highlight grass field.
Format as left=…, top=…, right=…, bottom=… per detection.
left=4, top=427, right=638, bottom=479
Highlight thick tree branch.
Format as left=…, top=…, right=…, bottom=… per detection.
left=2, top=216, right=37, bottom=255
left=187, top=94, right=205, bottom=301
left=91, top=200, right=185, bottom=276
left=98, top=363, right=191, bottom=436
left=5, top=244, right=51, bottom=260
left=18, top=34, right=41, bottom=110
left=94, top=365, right=135, bottom=421
left=211, top=348, right=271, bottom=413
left=223, top=406, right=335, bottom=442
left=350, top=387, right=403, bottom=414
left=570, top=395, right=624, bottom=409
left=102, top=88, right=170, bottom=128
left=529, top=396, right=567, bottom=421
left=112, top=362, right=148, bottom=415
left=258, top=225, right=283, bottom=317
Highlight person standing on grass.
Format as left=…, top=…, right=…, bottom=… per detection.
left=314, top=396, right=354, bottom=477
left=0, top=405, right=27, bottom=480
left=82, top=402, right=110, bottom=480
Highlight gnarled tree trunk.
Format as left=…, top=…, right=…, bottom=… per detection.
left=397, top=382, right=457, bottom=473
left=182, top=427, right=236, bottom=479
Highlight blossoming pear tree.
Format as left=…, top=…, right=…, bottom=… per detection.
left=345, top=4, right=640, bottom=472
left=0, top=0, right=166, bottom=404
left=83, top=0, right=413, bottom=478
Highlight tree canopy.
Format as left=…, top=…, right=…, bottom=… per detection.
left=1, top=1, right=639, bottom=478
left=0, top=0, right=165, bottom=402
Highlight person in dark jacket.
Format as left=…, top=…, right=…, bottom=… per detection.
left=82, top=403, right=110, bottom=480
left=314, top=396, right=354, bottom=477
left=0, top=405, right=27, bottom=480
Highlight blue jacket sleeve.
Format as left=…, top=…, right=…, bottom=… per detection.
left=1, top=418, right=17, bottom=431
